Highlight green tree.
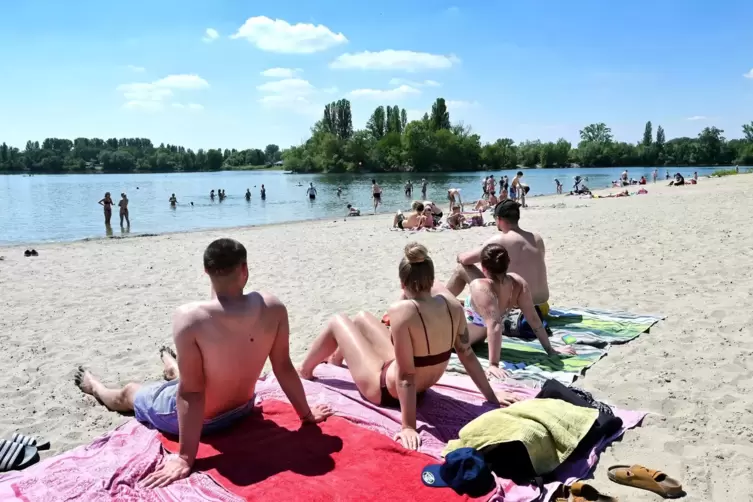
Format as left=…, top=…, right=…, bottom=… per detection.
left=579, top=123, right=613, bottom=143
left=742, top=122, right=753, bottom=142
left=430, top=98, right=451, bottom=131
left=366, top=106, right=386, bottom=140
left=264, top=144, right=281, bottom=163
left=642, top=121, right=653, bottom=147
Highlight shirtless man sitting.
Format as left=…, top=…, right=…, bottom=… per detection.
left=446, top=199, right=551, bottom=322
left=393, top=201, right=428, bottom=230
left=74, top=238, right=332, bottom=488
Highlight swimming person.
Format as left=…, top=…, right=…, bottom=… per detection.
left=98, top=192, right=114, bottom=226
left=74, top=238, right=333, bottom=488
left=260, top=184, right=266, bottom=200
left=298, top=243, right=519, bottom=450
left=372, top=179, right=382, bottom=213
left=245, top=189, right=251, bottom=201
left=464, top=243, right=575, bottom=380
left=447, top=200, right=551, bottom=317
left=169, top=194, right=178, bottom=207
left=119, top=193, right=130, bottom=227
left=307, top=183, right=317, bottom=201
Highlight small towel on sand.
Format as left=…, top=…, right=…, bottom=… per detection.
left=443, top=399, right=598, bottom=476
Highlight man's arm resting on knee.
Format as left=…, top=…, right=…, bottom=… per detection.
left=174, top=312, right=206, bottom=468
left=268, top=298, right=314, bottom=422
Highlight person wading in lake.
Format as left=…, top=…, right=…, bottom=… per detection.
left=372, top=179, right=382, bottom=214
left=169, top=194, right=178, bottom=207
left=98, top=192, right=115, bottom=226
left=119, top=193, right=130, bottom=227
left=260, top=184, right=266, bottom=200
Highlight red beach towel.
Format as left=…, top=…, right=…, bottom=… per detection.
left=159, top=399, right=483, bottom=502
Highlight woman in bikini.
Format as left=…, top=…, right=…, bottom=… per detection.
left=299, top=243, right=518, bottom=450
left=464, top=243, right=575, bottom=380
left=98, top=192, right=114, bottom=226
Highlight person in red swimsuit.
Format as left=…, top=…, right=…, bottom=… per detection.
left=298, top=242, right=519, bottom=450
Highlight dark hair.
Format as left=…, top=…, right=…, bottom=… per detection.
left=372, top=179, right=376, bottom=184
left=516, top=171, right=523, bottom=176
left=347, top=203, right=352, bottom=208
left=203, top=238, right=247, bottom=276
left=494, top=200, right=521, bottom=224
left=480, top=243, right=510, bottom=278
left=412, top=201, right=425, bottom=212
left=399, top=242, right=434, bottom=294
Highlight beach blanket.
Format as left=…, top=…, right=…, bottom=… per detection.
left=159, top=399, right=481, bottom=502
left=262, top=364, right=646, bottom=502
left=447, top=307, right=664, bottom=386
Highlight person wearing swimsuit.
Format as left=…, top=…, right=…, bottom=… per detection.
left=464, top=243, right=575, bottom=380
left=299, top=243, right=519, bottom=450
left=98, top=192, right=114, bottom=226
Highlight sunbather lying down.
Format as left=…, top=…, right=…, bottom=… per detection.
left=74, top=238, right=332, bottom=488
left=298, top=243, right=520, bottom=451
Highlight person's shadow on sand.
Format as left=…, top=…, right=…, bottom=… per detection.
left=166, top=409, right=343, bottom=487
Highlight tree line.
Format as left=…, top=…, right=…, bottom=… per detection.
left=2, top=98, right=753, bottom=174
left=0, top=138, right=282, bottom=174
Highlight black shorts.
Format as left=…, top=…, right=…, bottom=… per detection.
left=309, top=194, right=316, bottom=200
left=373, top=193, right=381, bottom=201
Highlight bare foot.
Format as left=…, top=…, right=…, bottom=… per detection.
left=297, top=365, right=315, bottom=380
left=74, top=366, right=96, bottom=395
left=160, top=346, right=179, bottom=381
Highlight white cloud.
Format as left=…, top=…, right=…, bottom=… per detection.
left=231, top=16, right=347, bottom=54
left=118, top=74, right=209, bottom=111
left=388, top=78, right=441, bottom=88
left=261, top=67, right=301, bottom=78
left=686, top=115, right=707, bottom=121
left=257, top=78, right=315, bottom=95
left=127, top=65, right=145, bottom=73
left=445, top=6, right=460, bottom=14
left=330, top=50, right=460, bottom=71
left=348, top=85, right=421, bottom=100
left=172, top=103, right=204, bottom=111
left=203, top=28, right=220, bottom=43
left=743, top=69, right=753, bottom=79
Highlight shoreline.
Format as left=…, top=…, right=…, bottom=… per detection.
left=0, top=183, right=658, bottom=249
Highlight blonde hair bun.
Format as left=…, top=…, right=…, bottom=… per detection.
left=404, top=242, right=428, bottom=264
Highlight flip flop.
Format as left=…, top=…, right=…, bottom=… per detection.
left=10, top=432, right=50, bottom=451
left=607, top=465, right=684, bottom=499
left=552, top=481, right=618, bottom=502
left=0, top=439, right=40, bottom=472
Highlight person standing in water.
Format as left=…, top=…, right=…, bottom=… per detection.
left=404, top=180, right=413, bottom=197
left=336, top=186, right=343, bottom=197
left=652, top=169, right=658, bottom=183
left=245, top=189, right=251, bottom=201
left=260, top=184, right=266, bottom=200
left=306, top=183, right=317, bottom=201
left=421, top=178, right=428, bottom=199
left=169, top=194, right=178, bottom=207
left=99, top=192, right=115, bottom=226
left=210, top=190, right=215, bottom=200
left=119, top=193, right=130, bottom=227
left=371, top=179, right=382, bottom=213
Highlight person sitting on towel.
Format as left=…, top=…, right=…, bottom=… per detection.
left=393, top=201, right=428, bottom=230
left=298, top=243, right=520, bottom=451
left=75, top=238, right=332, bottom=488
left=446, top=205, right=467, bottom=229
left=464, top=243, right=575, bottom=380
left=447, top=200, right=550, bottom=315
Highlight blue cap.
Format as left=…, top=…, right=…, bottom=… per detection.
left=421, top=448, right=495, bottom=497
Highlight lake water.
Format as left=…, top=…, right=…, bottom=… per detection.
left=0, top=166, right=723, bottom=245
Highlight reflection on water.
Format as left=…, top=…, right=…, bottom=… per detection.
left=0, top=166, right=724, bottom=245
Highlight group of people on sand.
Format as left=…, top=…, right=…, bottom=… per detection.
left=75, top=198, right=575, bottom=488
left=98, top=192, right=130, bottom=227
left=392, top=200, right=446, bottom=230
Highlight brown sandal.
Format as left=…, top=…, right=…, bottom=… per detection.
left=607, top=465, right=684, bottom=498
left=553, top=481, right=618, bottom=502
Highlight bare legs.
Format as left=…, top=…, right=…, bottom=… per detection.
left=299, top=314, right=388, bottom=403
left=74, top=347, right=179, bottom=413
left=329, top=312, right=393, bottom=366
left=445, top=263, right=485, bottom=296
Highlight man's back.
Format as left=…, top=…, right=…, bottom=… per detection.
left=176, top=291, right=279, bottom=419
left=485, top=229, right=549, bottom=305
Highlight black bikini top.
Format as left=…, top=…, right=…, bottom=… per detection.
left=405, top=296, right=455, bottom=367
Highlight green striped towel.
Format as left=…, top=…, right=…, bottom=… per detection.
left=447, top=306, right=663, bottom=386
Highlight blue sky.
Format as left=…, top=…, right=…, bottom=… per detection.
left=2, top=0, right=753, bottom=151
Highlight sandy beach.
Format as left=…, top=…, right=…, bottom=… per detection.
left=1, top=174, right=751, bottom=500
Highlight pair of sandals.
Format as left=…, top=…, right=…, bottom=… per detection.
left=555, top=465, right=684, bottom=501
left=23, top=249, right=39, bottom=257
left=0, top=433, right=49, bottom=473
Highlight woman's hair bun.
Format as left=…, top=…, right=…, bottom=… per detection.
left=404, top=242, right=428, bottom=264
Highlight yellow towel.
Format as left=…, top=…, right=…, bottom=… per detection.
left=442, top=399, right=599, bottom=476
